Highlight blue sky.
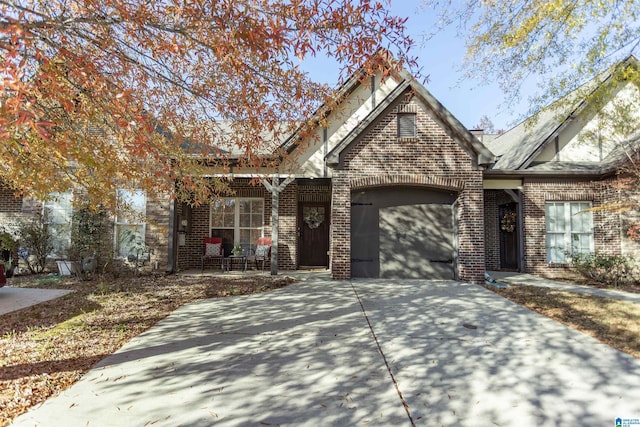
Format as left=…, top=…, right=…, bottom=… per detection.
left=301, top=2, right=537, bottom=132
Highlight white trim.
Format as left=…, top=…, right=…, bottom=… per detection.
left=545, top=201, right=594, bottom=263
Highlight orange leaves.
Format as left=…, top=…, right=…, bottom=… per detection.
left=0, top=0, right=415, bottom=208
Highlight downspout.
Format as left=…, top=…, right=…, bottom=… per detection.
left=371, top=75, right=376, bottom=109
left=452, top=198, right=459, bottom=280
left=323, top=127, right=328, bottom=178
left=166, top=198, right=178, bottom=274
left=516, top=190, right=525, bottom=272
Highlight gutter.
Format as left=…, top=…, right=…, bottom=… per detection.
left=166, top=198, right=178, bottom=274
left=484, top=167, right=617, bottom=179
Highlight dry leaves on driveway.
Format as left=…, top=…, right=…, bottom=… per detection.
left=0, top=274, right=295, bottom=426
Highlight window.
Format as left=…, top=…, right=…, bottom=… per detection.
left=545, top=202, right=594, bottom=263
left=43, top=192, right=73, bottom=257
left=115, top=190, right=146, bottom=257
left=397, top=113, right=416, bottom=138
left=210, top=198, right=264, bottom=255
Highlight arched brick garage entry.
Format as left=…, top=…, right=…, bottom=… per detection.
left=350, top=186, right=459, bottom=279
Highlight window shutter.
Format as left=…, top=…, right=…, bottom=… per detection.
left=397, top=113, right=416, bottom=138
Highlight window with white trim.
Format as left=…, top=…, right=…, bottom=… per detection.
left=397, top=113, right=416, bottom=138
left=210, top=198, right=264, bottom=255
left=545, top=201, right=594, bottom=263
left=115, top=190, right=146, bottom=258
left=43, top=192, right=73, bottom=257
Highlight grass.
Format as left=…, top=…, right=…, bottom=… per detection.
left=0, top=273, right=295, bottom=426
left=487, top=284, right=640, bottom=358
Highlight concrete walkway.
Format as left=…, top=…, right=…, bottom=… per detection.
left=489, top=271, right=640, bottom=303
left=0, top=284, right=73, bottom=316
left=10, top=276, right=640, bottom=426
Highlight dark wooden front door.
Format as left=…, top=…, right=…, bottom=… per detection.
left=298, top=202, right=330, bottom=267
left=499, top=203, right=519, bottom=270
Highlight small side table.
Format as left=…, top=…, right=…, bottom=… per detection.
left=226, top=255, right=247, bottom=272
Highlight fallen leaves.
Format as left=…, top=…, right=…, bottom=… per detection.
left=487, top=284, right=640, bottom=359
left=0, top=273, right=295, bottom=426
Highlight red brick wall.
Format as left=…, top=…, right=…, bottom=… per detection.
left=278, top=182, right=298, bottom=270
left=145, top=192, right=171, bottom=271
left=331, top=95, right=486, bottom=284
left=522, top=177, right=621, bottom=278
left=330, top=172, right=351, bottom=279
left=0, top=185, right=22, bottom=213
left=483, top=190, right=500, bottom=270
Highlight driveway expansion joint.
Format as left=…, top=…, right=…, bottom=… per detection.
left=349, top=281, right=416, bottom=427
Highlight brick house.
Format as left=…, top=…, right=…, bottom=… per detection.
left=2, top=56, right=638, bottom=283
left=172, top=65, right=494, bottom=284
left=483, top=56, right=640, bottom=278
left=173, top=56, right=640, bottom=283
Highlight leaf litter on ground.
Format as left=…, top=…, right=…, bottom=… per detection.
left=0, top=273, right=295, bottom=426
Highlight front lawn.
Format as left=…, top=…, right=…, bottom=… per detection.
left=487, top=284, right=640, bottom=359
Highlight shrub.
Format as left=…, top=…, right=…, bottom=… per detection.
left=15, top=214, right=54, bottom=274
left=571, top=252, right=640, bottom=287
left=70, top=205, right=114, bottom=276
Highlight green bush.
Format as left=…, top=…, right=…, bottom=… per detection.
left=70, top=205, right=114, bottom=276
left=571, top=252, right=639, bottom=287
left=15, top=214, right=54, bottom=274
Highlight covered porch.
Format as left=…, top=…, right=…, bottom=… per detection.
left=169, top=177, right=332, bottom=274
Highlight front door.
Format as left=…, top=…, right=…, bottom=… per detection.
left=298, top=202, right=330, bottom=267
left=499, top=202, right=519, bottom=270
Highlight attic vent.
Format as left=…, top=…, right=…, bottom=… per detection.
left=397, top=104, right=417, bottom=113
left=397, top=113, right=416, bottom=138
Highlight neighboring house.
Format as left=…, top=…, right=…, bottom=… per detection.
left=483, top=56, right=640, bottom=277
left=2, top=54, right=638, bottom=283
left=0, top=186, right=169, bottom=272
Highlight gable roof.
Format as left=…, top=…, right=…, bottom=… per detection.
left=278, top=49, right=394, bottom=157
left=325, top=68, right=495, bottom=167
left=488, top=56, right=639, bottom=171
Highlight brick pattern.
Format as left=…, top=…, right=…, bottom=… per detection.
left=278, top=182, right=298, bottom=270
left=330, top=172, right=351, bottom=279
left=483, top=190, right=500, bottom=270
left=145, top=192, right=170, bottom=271
left=298, top=184, right=331, bottom=202
left=331, top=95, right=486, bottom=284
left=350, top=174, right=465, bottom=191
left=483, top=190, right=518, bottom=271
left=521, top=177, right=622, bottom=278
left=0, top=185, right=22, bottom=213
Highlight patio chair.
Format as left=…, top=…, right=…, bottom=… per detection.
left=247, top=237, right=271, bottom=271
left=201, top=237, right=225, bottom=271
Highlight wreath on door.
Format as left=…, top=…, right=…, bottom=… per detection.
left=501, top=211, right=517, bottom=233
left=303, top=207, right=324, bottom=229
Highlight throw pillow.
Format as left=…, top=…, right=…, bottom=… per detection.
left=255, top=244, right=270, bottom=257
left=205, top=242, right=221, bottom=256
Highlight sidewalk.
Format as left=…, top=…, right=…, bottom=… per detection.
left=488, top=271, right=640, bottom=304
left=0, top=285, right=73, bottom=315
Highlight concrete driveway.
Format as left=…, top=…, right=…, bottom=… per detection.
left=10, top=277, right=640, bottom=426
